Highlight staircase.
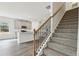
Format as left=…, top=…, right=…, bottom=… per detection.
left=43, top=8, right=78, bottom=56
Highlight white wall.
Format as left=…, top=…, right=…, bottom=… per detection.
left=77, top=3, right=79, bottom=55
left=65, top=2, right=72, bottom=11
left=52, top=2, right=65, bottom=33
left=32, top=21, right=39, bottom=30
left=66, top=2, right=79, bottom=11
left=77, top=15, right=79, bottom=55
left=0, top=16, right=16, bottom=39
left=38, top=13, right=51, bottom=27
left=15, top=20, right=32, bottom=30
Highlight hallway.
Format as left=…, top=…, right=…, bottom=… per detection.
left=0, top=39, right=34, bottom=56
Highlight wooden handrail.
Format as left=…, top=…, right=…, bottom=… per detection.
left=35, top=5, right=64, bottom=32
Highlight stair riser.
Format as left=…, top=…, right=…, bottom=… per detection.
left=58, top=24, right=77, bottom=27
left=62, top=16, right=78, bottom=20
left=53, top=33, right=77, bottom=39
left=55, top=29, right=77, bottom=33
left=52, top=37, right=77, bottom=48
left=44, top=48, right=64, bottom=56
left=48, top=42, right=77, bottom=56
left=65, top=11, right=78, bottom=16
left=57, top=27, right=77, bottom=29
left=60, top=20, right=78, bottom=23
left=57, top=25, right=78, bottom=29
left=64, top=10, right=78, bottom=13
left=61, top=18, right=78, bottom=22
left=65, top=13, right=78, bottom=17
left=59, top=24, right=77, bottom=26
left=63, top=15, right=78, bottom=18
left=59, top=23, right=78, bottom=25
left=59, top=22, right=78, bottom=25
left=64, top=13, right=78, bottom=15
left=66, top=11, right=78, bottom=15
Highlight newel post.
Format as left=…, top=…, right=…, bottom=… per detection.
left=33, top=29, right=36, bottom=56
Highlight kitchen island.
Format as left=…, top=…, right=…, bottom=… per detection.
left=17, top=30, right=33, bottom=43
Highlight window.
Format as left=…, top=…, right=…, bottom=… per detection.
left=0, top=23, right=9, bottom=32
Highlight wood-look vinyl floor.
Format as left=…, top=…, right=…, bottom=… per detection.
left=0, top=39, right=34, bottom=56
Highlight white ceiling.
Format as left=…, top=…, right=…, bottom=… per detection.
left=0, top=2, right=51, bottom=21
